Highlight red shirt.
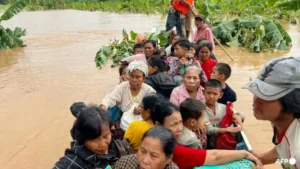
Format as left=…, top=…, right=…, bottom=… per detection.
left=172, top=145, right=207, bottom=169
left=201, top=58, right=217, bottom=80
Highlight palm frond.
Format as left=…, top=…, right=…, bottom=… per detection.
left=277, top=0, right=300, bottom=11
left=0, top=0, right=29, bottom=21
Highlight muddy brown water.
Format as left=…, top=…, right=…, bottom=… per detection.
left=0, top=10, right=299, bottom=169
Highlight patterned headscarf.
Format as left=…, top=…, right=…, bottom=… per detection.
left=127, top=60, right=148, bottom=77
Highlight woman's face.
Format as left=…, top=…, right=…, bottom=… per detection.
left=138, top=137, right=172, bottom=169
left=172, top=36, right=180, bottom=45
left=195, top=19, right=205, bottom=28
left=85, top=124, right=112, bottom=154
left=144, top=43, right=156, bottom=58
left=184, top=69, right=201, bottom=92
left=162, top=111, right=183, bottom=140
left=140, top=102, right=151, bottom=121
left=129, top=70, right=145, bottom=89
left=252, top=96, right=282, bottom=121
left=199, top=46, right=211, bottom=62
left=147, top=63, right=158, bottom=75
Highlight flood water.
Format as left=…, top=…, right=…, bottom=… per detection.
left=0, top=10, right=299, bottom=169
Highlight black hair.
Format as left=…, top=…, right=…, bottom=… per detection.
left=216, top=63, right=231, bottom=80
left=134, top=44, right=144, bottom=51
left=156, top=47, right=167, bottom=57
left=190, top=43, right=199, bottom=51
left=70, top=105, right=111, bottom=144
left=152, top=100, right=180, bottom=125
left=197, top=40, right=213, bottom=53
left=119, top=62, right=129, bottom=76
left=144, top=40, right=157, bottom=49
left=173, top=38, right=191, bottom=50
left=142, top=127, right=176, bottom=158
left=142, top=93, right=165, bottom=118
left=147, top=55, right=167, bottom=72
left=180, top=98, right=206, bottom=121
left=70, top=102, right=87, bottom=118
left=205, top=79, right=222, bottom=91
left=280, top=89, right=300, bottom=118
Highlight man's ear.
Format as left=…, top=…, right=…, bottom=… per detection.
left=220, top=73, right=226, bottom=81
left=219, top=92, right=224, bottom=99
left=190, top=118, right=196, bottom=127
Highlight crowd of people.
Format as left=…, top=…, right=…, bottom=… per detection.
left=52, top=1, right=300, bottom=169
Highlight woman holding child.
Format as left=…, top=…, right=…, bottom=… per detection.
left=100, top=61, right=155, bottom=123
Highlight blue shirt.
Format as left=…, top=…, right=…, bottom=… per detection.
left=218, top=84, right=236, bottom=105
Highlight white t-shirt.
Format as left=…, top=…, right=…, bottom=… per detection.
left=274, top=119, right=300, bottom=169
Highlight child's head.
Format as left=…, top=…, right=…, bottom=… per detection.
left=147, top=55, right=167, bottom=75
left=204, top=79, right=223, bottom=105
left=211, top=63, right=231, bottom=82
left=119, top=62, right=128, bottom=76
left=70, top=105, right=112, bottom=154
left=173, top=39, right=191, bottom=58
left=140, top=94, right=164, bottom=121
left=189, top=43, right=198, bottom=58
left=180, top=98, right=206, bottom=130
left=156, top=47, right=167, bottom=57
left=134, top=44, right=144, bottom=55
left=171, top=35, right=180, bottom=45
left=197, top=41, right=213, bottom=62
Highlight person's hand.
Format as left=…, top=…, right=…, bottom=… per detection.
left=179, top=57, right=188, bottom=67
left=226, top=126, right=243, bottom=133
left=233, top=114, right=244, bottom=127
left=133, top=107, right=141, bottom=115
left=100, top=105, right=107, bottom=111
left=250, top=150, right=264, bottom=161
left=119, top=75, right=128, bottom=82
left=245, top=151, right=263, bottom=169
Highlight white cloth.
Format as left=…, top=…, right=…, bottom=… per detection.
left=101, top=81, right=155, bottom=112
left=275, top=119, right=300, bottom=169
left=120, top=104, right=143, bottom=131
left=127, top=60, right=148, bottom=77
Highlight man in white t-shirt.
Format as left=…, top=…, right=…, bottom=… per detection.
left=243, top=57, right=300, bottom=169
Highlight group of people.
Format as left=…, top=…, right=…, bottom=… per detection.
left=52, top=1, right=300, bottom=169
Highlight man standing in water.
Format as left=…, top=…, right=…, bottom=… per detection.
left=243, top=57, right=300, bottom=169
left=166, top=0, right=194, bottom=38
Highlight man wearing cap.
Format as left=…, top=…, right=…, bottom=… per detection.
left=166, top=0, right=194, bottom=38
left=243, top=57, right=300, bottom=169
left=194, top=14, right=215, bottom=52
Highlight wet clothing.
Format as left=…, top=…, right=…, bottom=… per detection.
left=172, top=145, right=207, bottom=169
left=144, top=71, right=178, bottom=98
left=218, top=84, right=237, bottom=105
left=124, top=120, right=153, bottom=152
left=53, top=141, right=118, bottom=169
left=114, top=154, right=179, bottom=169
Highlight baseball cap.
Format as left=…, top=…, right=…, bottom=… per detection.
left=243, top=57, right=300, bottom=101
left=195, top=14, right=206, bottom=21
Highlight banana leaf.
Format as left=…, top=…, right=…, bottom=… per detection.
left=263, top=19, right=289, bottom=50
left=0, top=0, right=29, bottom=21
left=130, top=30, right=137, bottom=41
left=212, top=20, right=237, bottom=43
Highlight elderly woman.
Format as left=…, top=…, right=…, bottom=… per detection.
left=151, top=100, right=263, bottom=169
left=100, top=61, right=155, bottom=123
left=114, top=127, right=179, bottom=169
left=170, top=65, right=206, bottom=106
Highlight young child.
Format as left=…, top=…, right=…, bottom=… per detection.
left=166, top=34, right=180, bottom=56
left=133, top=44, right=144, bottom=55
left=197, top=41, right=217, bottom=80
left=204, top=79, right=244, bottom=149
left=178, top=98, right=206, bottom=149
left=119, top=62, right=128, bottom=83
left=210, top=63, right=237, bottom=105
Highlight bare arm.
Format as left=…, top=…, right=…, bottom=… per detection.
left=251, top=146, right=277, bottom=165
left=205, top=150, right=263, bottom=168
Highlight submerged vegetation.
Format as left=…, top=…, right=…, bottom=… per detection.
left=0, top=0, right=28, bottom=49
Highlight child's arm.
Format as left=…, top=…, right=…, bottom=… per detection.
left=205, top=117, right=242, bottom=135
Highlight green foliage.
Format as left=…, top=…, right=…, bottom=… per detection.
left=213, top=16, right=292, bottom=52
left=0, top=0, right=28, bottom=50
left=95, top=29, right=171, bottom=68
left=0, top=0, right=28, bottom=21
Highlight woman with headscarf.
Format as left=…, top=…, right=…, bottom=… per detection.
left=100, top=61, right=156, bottom=123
